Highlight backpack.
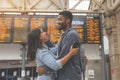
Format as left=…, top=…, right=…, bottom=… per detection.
left=79, top=47, right=88, bottom=80
left=80, top=47, right=87, bottom=71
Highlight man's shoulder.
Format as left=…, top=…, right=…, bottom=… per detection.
left=67, top=28, right=77, bottom=35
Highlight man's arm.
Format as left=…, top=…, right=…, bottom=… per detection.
left=58, top=31, right=81, bottom=58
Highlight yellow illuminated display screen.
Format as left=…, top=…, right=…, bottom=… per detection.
left=13, top=17, right=29, bottom=43
left=86, top=17, right=101, bottom=44
left=73, top=26, right=85, bottom=43
left=0, top=17, right=12, bottom=43
left=72, top=16, right=86, bottom=43
left=0, top=15, right=101, bottom=44
left=30, top=18, right=45, bottom=30
left=47, top=18, right=61, bottom=44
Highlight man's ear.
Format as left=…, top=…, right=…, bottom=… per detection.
left=66, top=18, right=70, bottom=24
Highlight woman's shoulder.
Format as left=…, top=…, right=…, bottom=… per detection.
left=36, top=48, right=49, bottom=59
left=37, top=48, right=49, bottom=53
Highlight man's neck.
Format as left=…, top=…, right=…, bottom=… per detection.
left=63, top=25, right=71, bottom=31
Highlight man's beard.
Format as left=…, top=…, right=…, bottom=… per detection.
left=57, top=22, right=66, bottom=30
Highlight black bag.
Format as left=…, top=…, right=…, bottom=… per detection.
left=79, top=47, right=88, bottom=80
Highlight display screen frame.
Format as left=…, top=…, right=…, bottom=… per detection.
left=12, top=15, right=29, bottom=44
left=0, top=15, right=13, bottom=43
left=72, top=15, right=86, bottom=43
left=86, top=16, right=101, bottom=44
left=0, top=15, right=101, bottom=44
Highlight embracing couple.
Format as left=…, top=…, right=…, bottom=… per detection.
left=27, top=11, right=82, bottom=80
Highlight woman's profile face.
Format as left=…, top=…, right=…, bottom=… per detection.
left=40, top=31, right=49, bottom=42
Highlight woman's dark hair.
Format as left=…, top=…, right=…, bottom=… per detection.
left=27, top=28, right=43, bottom=61
left=59, top=11, right=73, bottom=23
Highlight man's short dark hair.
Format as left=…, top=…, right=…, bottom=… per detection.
left=59, top=11, right=73, bottom=23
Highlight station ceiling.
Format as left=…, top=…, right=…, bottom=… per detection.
left=0, top=0, right=90, bottom=14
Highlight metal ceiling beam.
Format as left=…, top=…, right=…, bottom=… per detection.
left=22, top=0, right=26, bottom=11
left=7, top=0, right=18, bottom=9
left=28, top=0, right=42, bottom=9
left=92, top=0, right=104, bottom=10
left=0, top=9, right=103, bottom=14
left=71, top=0, right=82, bottom=9
left=0, top=0, right=104, bottom=14
left=46, top=3, right=52, bottom=9
left=65, top=0, right=69, bottom=10
left=50, top=0, right=63, bottom=10
left=28, top=9, right=94, bottom=13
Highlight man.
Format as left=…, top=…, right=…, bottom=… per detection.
left=38, top=11, right=82, bottom=80
left=55, top=11, right=81, bottom=80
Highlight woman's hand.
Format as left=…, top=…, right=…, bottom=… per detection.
left=37, top=66, right=45, bottom=75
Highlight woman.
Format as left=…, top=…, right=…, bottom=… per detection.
left=27, top=28, right=79, bottom=80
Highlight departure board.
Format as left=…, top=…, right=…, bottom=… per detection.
left=13, top=17, right=29, bottom=43
left=30, top=17, right=45, bottom=30
left=72, top=20, right=85, bottom=43
left=86, top=17, right=101, bottom=44
left=0, top=17, right=12, bottom=43
left=0, top=15, right=102, bottom=44
left=47, top=18, right=61, bottom=44
left=73, top=26, right=85, bottom=43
